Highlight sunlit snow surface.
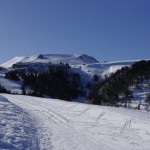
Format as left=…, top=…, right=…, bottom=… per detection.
left=0, top=74, right=22, bottom=94
left=0, top=95, right=38, bottom=149
left=0, top=55, right=150, bottom=149
left=0, top=54, right=139, bottom=78
left=1, top=94, right=150, bottom=150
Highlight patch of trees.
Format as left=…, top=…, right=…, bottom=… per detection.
left=93, top=74, right=99, bottom=82
left=6, top=65, right=85, bottom=100
left=5, top=71, right=20, bottom=81
left=91, top=60, right=150, bottom=106
left=23, top=67, right=85, bottom=100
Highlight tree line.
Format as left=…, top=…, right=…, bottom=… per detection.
left=5, top=65, right=86, bottom=100
left=90, top=60, right=150, bottom=106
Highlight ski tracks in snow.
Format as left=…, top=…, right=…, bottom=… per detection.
left=4, top=95, right=102, bottom=150
left=0, top=95, right=39, bottom=150
left=120, top=118, right=143, bottom=149
left=2, top=94, right=150, bottom=150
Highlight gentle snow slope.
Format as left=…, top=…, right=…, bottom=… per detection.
left=0, top=74, right=22, bottom=94
left=2, top=94, right=150, bottom=150
left=0, top=95, right=38, bottom=149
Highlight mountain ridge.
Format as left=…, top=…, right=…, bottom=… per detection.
left=0, top=54, right=99, bottom=68
left=0, top=54, right=149, bottom=102
left=1, top=54, right=145, bottom=79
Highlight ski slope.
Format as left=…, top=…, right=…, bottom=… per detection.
left=1, top=94, right=150, bottom=150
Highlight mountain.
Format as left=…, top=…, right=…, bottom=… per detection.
left=0, top=54, right=101, bottom=99
left=0, top=54, right=139, bottom=78
left=1, top=54, right=99, bottom=68
left=0, top=54, right=145, bottom=101
left=0, top=55, right=150, bottom=149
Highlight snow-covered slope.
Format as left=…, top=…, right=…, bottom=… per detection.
left=0, top=54, right=147, bottom=97
left=0, top=54, right=101, bottom=95
left=2, top=94, right=150, bottom=150
left=100, top=60, right=138, bottom=78
left=0, top=54, right=99, bottom=68
left=0, top=74, right=22, bottom=94
left=1, top=57, right=25, bottom=68
left=0, top=95, right=38, bottom=149
left=74, top=60, right=139, bottom=79
left=1, top=54, right=143, bottom=79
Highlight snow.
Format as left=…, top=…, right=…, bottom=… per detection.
left=0, top=54, right=139, bottom=78
left=0, top=54, right=149, bottom=104
left=0, top=74, right=22, bottom=94
left=0, top=95, right=38, bottom=149
left=133, top=90, right=149, bottom=102
left=0, top=54, right=150, bottom=149
left=73, top=59, right=142, bottom=79
left=75, top=63, right=103, bottom=77
left=1, top=57, right=25, bottom=68
left=100, top=60, right=135, bottom=78
left=1, top=94, right=150, bottom=150
left=0, top=54, right=99, bottom=68
left=1, top=54, right=148, bottom=81
left=1, top=54, right=146, bottom=84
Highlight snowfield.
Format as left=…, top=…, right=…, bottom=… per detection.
left=0, top=74, right=22, bottom=94
left=0, top=95, right=38, bottom=150
left=1, top=94, right=150, bottom=150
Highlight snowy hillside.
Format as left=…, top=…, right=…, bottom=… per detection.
left=1, top=94, right=150, bottom=150
left=99, top=59, right=146, bottom=78
left=0, top=54, right=99, bottom=68
left=0, top=54, right=147, bottom=100
left=0, top=54, right=140, bottom=79
left=0, top=56, right=150, bottom=149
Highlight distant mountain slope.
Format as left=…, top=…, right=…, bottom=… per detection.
left=0, top=54, right=142, bottom=79
left=0, top=54, right=148, bottom=102
left=100, top=60, right=138, bottom=78
left=1, top=54, right=99, bottom=68
left=1, top=56, right=25, bottom=68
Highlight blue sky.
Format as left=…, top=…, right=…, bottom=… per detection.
left=0, top=0, right=150, bottom=63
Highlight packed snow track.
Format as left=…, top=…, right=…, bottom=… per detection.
left=2, top=94, right=150, bottom=150
left=0, top=95, right=38, bottom=150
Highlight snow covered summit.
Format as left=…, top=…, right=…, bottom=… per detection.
left=0, top=54, right=99, bottom=68
left=0, top=54, right=141, bottom=79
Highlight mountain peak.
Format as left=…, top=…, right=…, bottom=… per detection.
left=77, top=54, right=99, bottom=63
left=1, top=54, right=99, bottom=68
